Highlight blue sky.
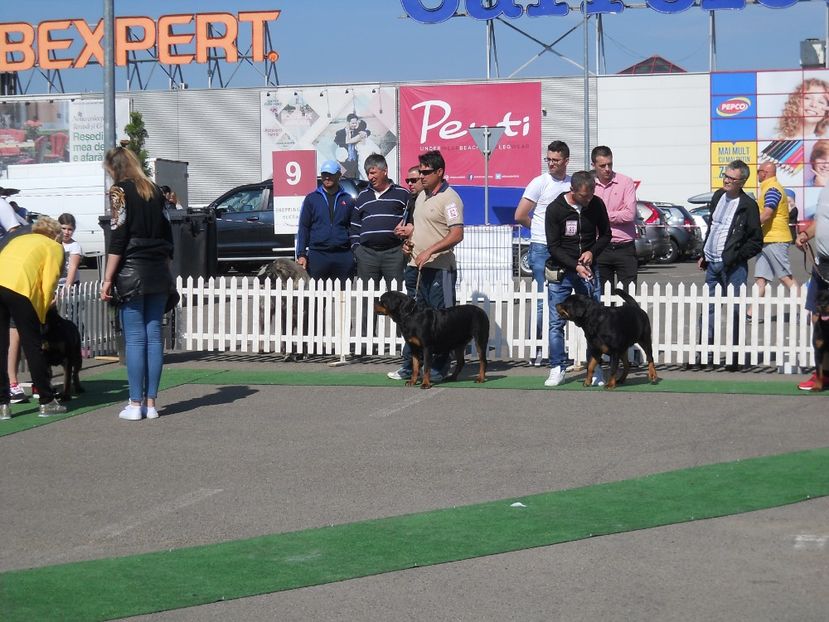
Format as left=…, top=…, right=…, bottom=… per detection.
left=4, top=0, right=829, bottom=93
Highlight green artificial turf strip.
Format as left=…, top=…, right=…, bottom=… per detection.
left=187, top=368, right=823, bottom=396
left=0, top=368, right=217, bottom=438
left=2, top=447, right=827, bottom=621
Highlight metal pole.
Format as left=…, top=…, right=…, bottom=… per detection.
left=583, top=11, right=590, bottom=169
left=103, top=0, right=116, bottom=149
left=486, top=20, right=491, bottom=79
left=484, top=126, right=490, bottom=225
left=709, top=10, right=717, bottom=72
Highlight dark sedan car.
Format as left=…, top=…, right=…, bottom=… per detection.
left=209, top=177, right=367, bottom=272
left=653, top=202, right=703, bottom=262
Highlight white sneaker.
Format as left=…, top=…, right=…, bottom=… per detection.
left=144, top=406, right=159, bottom=419
left=387, top=368, right=412, bottom=381
left=118, top=403, right=143, bottom=421
left=591, top=367, right=606, bottom=387
left=544, top=367, right=566, bottom=387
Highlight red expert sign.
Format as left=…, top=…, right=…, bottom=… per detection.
left=272, top=150, right=317, bottom=234
left=398, top=82, right=541, bottom=188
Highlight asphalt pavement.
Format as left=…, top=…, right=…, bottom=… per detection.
left=1, top=350, right=827, bottom=621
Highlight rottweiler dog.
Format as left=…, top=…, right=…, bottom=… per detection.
left=556, top=289, right=658, bottom=389
left=809, top=289, right=829, bottom=391
left=41, top=306, right=84, bottom=400
left=375, top=291, right=489, bottom=389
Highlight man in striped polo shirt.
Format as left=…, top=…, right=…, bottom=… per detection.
left=350, top=153, right=410, bottom=289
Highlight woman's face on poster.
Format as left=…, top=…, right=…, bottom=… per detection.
left=802, top=85, right=829, bottom=121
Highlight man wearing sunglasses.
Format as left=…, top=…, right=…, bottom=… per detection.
left=387, top=150, right=464, bottom=383
left=696, top=159, right=763, bottom=371
left=514, top=140, right=571, bottom=367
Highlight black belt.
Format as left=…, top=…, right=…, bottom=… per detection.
left=607, top=240, right=635, bottom=249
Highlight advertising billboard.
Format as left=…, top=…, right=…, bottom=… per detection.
left=260, top=86, right=398, bottom=184
left=711, top=68, right=829, bottom=220
left=398, top=82, right=541, bottom=190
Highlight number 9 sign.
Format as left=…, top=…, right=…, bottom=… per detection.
left=272, top=150, right=317, bottom=197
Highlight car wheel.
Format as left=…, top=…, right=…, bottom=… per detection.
left=656, top=239, right=680, bottom=264
left=518, top=248, right=533, bottom=277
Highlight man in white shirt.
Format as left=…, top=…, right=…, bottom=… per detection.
left=514, top=141, right=571, bottom=366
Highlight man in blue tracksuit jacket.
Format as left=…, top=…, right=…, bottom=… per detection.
left=296, top=160, right=355, bottom=281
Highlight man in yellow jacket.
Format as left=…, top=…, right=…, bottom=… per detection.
left=0, top=216, right=67, bottom=419
left=751, top=162, right=799, bottom=319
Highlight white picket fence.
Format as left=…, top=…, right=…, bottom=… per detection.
left=170, top=276, right=814, bottom=373
left=55, top=276, right=813, bottom=373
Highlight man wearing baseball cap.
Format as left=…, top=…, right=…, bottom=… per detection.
left=295, top=160, right=355, bottom=281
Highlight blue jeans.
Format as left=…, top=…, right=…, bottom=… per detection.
left=120, top=293, right=167, bottom=402
left=528, top=243, right=550, bottom=341
left=702, top=261, right=747, bottom=358
left=547, top=269, right=601, bottom=369
left=399, top=265, right=457, bottom=374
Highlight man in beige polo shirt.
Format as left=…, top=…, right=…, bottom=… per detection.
left=387, top=150, right=464, bottom=383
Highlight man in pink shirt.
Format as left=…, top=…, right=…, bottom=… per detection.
left=592, top=145, right=638, bottom=292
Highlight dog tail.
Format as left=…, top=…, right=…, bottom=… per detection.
left=612, top=288, right=640, bottom=308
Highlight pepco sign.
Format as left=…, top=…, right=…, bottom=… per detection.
left=716, top=96, right=752, bottom=117
left=0, top=11, right=280, bottom=71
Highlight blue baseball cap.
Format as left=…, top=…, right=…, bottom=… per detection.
left=320, top=160, right=340, bottom=175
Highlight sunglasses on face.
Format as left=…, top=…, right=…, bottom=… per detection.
left=418, top=169, right=435, bottom=176
left=405, top=177, right=420, bottom=184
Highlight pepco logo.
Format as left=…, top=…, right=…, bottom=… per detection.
left=716, top=97, right=752, bottom=117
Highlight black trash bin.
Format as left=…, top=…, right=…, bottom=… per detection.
left=99, top=209, right=217, bottom=281
left=167, top=208, right=218, bottom=281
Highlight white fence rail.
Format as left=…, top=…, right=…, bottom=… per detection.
left=172, top=276, right=813, bottom=373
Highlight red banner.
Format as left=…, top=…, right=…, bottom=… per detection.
left=399, top=82, right=541, bottom=188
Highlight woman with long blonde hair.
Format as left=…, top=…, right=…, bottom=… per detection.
left=100, top=146, right=175, bottom=421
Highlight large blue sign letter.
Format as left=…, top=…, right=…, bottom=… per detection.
left=584, top=0, right=625, bottom=15
left=647, top=0, right=696, bottom=14
left=401, top=0, right=460, bottom=24
left=466, top=0, right=524, bottom=19
left=526, top=0, right=570, bottom=17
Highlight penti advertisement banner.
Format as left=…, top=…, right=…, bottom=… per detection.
left=398, top=82, right=541, bottom=189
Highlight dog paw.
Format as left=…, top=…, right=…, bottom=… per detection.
left=420, top=383, right=432, bottom=390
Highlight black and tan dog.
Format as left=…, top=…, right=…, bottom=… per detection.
left=556, top=289, right=658, bottom=389
left=809, top=289, right=829, bottom=391
left=375, top=291, right=489, bottom=389
left=41, top=306, right=84, bottom=400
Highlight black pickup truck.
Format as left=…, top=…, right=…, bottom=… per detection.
left=209, top=177, right=367, bottom=272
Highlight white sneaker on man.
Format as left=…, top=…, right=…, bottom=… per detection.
left=591, top=367, right=606, bottom=387
left=544, top=366, right=566, bottom=387
left=387, top=368, right=411, bottom=381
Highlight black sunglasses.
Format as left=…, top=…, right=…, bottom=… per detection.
left=418, top=169, right=435, bottom=176
left=404, top=177, right=420, bottom=184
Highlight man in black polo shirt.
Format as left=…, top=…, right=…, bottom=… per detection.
left=350, top=153, right=410, bottom=288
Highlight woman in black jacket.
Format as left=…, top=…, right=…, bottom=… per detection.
left=100, top=147, right=175, bottom=421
